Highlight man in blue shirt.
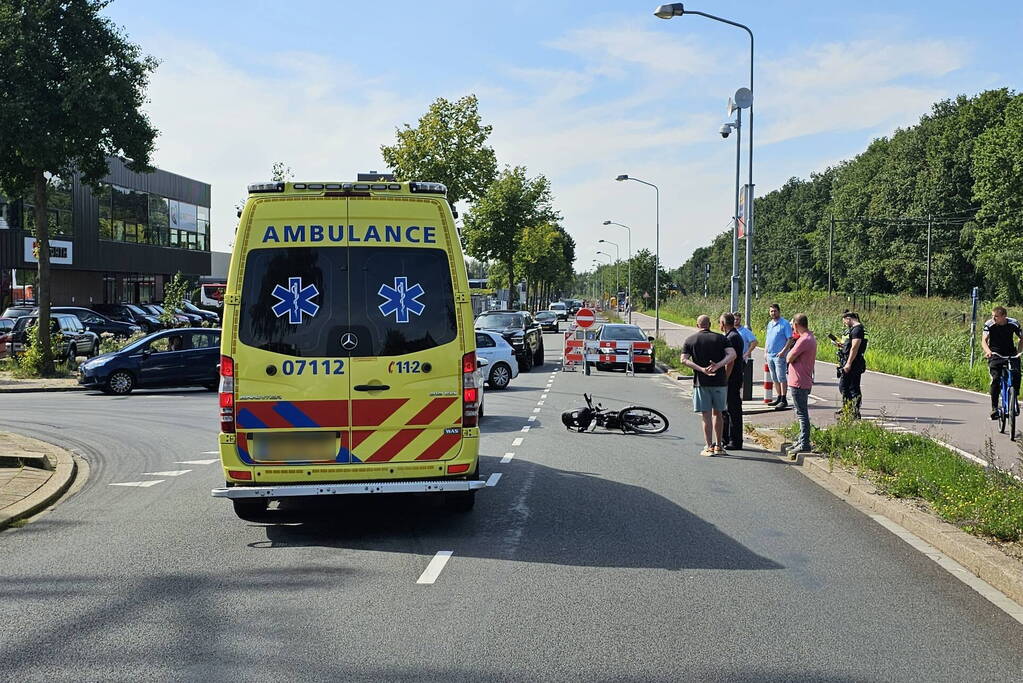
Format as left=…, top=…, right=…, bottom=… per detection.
left=764, top=303, right=793, bottom=408
left=734, top=312, right=758, bottom=360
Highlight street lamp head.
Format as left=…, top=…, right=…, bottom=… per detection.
left=615, top=174, right=629, bottom=181
left=654, top=3, right=685, bottom=19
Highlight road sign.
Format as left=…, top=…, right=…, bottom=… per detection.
left=576, top=308, right=595, bottom=328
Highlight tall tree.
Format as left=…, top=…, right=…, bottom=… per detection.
left=0, top=0, right=158, bottom=374
left=380, top=94, right=498, bottom=206
left=461, top=167, right=560, bottom=301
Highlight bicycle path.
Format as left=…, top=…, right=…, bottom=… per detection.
left=631, top=311, right=1019, bottom=473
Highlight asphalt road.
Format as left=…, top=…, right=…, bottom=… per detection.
left=1, top=329, right=1022, bottom=681
left=631, top=311, right=1022, bottom=472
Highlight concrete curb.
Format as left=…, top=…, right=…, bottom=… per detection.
left=751, top=426, right=1023, bottom=607
left=0, top=436, right=78, bottom=530
left=0, top=385, right=86, bottom=394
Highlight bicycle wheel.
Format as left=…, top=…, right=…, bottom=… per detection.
left=1010, top=387, right=1018, bottom=441
left=999, top=380, right=1009, bottom=434
left=620, top=406, right=669, bottom=434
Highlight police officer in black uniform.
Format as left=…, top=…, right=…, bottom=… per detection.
left=832, top=312, right=867, bottom=418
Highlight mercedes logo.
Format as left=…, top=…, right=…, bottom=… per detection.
left=340, top=332, right=359, bottom=351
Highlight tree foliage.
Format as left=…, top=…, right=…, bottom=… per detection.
left=0, top=0, right=158, bottom=373
left=676, top=89, right=1023, bottom=303
left=380, top=94, right=497, bottom=206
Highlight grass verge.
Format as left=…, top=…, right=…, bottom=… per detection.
left=790, top=419, right=1023, bottom=543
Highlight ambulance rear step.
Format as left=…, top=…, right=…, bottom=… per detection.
left=212, top=479, right=486, bottom=499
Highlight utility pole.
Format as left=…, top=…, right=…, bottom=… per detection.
left=704, top=263, right=710, bottom=297
left=925, top=215, right=932, bottom=298
left=828, top=213, right=835, bottom=295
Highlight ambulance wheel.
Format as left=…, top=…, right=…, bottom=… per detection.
left=488, top=362, right=512, bottom=389
left=106, top=370, right=135, bottom=395
left=232, top=498, right=268, bottom=521
left=445, top=490, right=476, bottom=512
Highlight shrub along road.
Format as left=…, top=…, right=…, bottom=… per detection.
left=633, top=311, right=1022, bottom=473
left=0, top=331, right=1021, bottom=680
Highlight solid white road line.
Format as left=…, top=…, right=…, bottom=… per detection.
left=501, top=452, right=515, bottom=463
left=521, top=426, right=531, bottom=432
left=142, top=470, right=192, bottom=477
left=486, top=472, right=502, bottom=487
left=110, top=480, right=164, bottom=488
left=512, top=437, right=524, bottom=446
left=175, top=459, right=219, bottom=465
left=416, top=551, right=454, bottom=585
left=869, top=514, right=1023, bottom=625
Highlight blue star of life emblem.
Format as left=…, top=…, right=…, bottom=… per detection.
left=271, top=277, right=320, bottom=324
left=378, top=276, right=426, bottom=324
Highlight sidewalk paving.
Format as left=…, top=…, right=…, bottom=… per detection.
left=0, top=431, right=78, bottom=529
left=0, top=371, right=83, bottom=393
left=632, top=310, right=1020, bottom=471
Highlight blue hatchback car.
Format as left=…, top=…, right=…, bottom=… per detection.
left=78, top=328, right=221, bottom=395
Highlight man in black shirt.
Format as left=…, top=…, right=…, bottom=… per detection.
left=982, top=306, right=1023, bottom=419
left=681, top=315, right=736, bottom=456
left=831, top=311, right=867, bottom=418
left=719, top=312, right=745, bottom=450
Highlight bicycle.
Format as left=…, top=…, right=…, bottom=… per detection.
left=991, top=352, right=1021, bottom=441
left=561, top=393, right=669, bottom=434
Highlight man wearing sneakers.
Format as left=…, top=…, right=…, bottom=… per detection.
left=681, top=315, right=736, bottom=456
left=764, top=303, right=793, bottom=409
left=982, top=306, right=1022, bottom=420
left=785, top=313, right=817, bottom=459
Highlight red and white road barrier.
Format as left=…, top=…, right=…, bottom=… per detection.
left=564, top=330, right=584, bottom=370
left=595, top=340, right=653, bottom=365
left=763, top=361, right=774, bottom=404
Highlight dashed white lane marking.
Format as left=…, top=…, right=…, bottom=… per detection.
left=512, top=437, right=524, bottom=446
left=869, top=514, right=1023, bottom=625
left=528, top=416, right=537, bottom=422
left=934, top=404, right=945, bottom=407
left=891, top=393, right=900, bottom=397
left=542, top=393, right=549, bottom=399
left=501, top=452, right=515, bottom=463
left=521, top=426, right=531, bottom=432
left=486, top=472, right=502, bottom=487
left=110, top=480, right=164, bottom=488
left=142, top=470, right=192, bottom=477
left=201, top=450, right=219, bottom=454
left=416, top=551, right=454, bottom=585
left=533, top=407, right=541, bottom=413
left=176, top=459, right=219, bottom=465
left=537, top=400, right=545, bottom=406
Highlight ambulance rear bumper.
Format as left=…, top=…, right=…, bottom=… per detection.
left=212, top=479, right=487, bottom=499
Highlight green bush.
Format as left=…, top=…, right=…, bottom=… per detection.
left=98, top=331, right=146, bottom=355
left=807, top=419, right=1023, bottom=542
left=10, top=324, right=73, bottom=378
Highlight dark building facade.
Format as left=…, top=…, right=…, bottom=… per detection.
left=0, top=157, right=211, bottom=307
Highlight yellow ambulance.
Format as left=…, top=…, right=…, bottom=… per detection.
left=211, top=179, right=484, bottom=520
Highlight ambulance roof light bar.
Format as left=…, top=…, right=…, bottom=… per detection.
left=409, top=181, right=447, bottom=195
left=247, top=182, right=284, bottom=193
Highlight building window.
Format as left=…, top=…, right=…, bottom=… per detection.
left=23, top=177, right=73, bottom=238
left=98, top=183, right=208, bottom=252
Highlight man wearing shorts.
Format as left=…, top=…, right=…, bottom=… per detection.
left=681, top=315, right=736, bottom=456
left=765, top=303, right=793, bottom=409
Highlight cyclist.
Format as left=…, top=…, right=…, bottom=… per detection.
left=982, top=306, right=1023, bottom=420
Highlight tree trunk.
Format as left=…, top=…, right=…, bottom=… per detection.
left=34, top=170, right=54, bottom=375
left=506, top=260, right=516, bottom=307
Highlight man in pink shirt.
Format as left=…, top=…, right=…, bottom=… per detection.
left=785, top=313, right=817, bottom=459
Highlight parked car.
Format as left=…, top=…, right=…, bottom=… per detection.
left=90, top=303, right=163, bottom=333
left=592, top=323, right=656, bottom=372
left=9, top=313, right=100, bottom=361
left=474, top=310, right=544, bottom=372
left=567, top=300, right=582, bottom=315
left=0, top=318, right=15, bottom=355
left=475, top=330, right=519, bottom=390
left=147, top=302, right=204, bottom=325
left=474, top=356, right=488, bottom=418
left=534, top=310, right=560, bottom=333
left=2, top=305, right=36, bottom=320
left=77, top=328, right=222, bottom=395
left=47, top=306, right=142, bottom=339
left=549, top=302, right=569, bottom=321
left=139, top=304, right=190, bottom=326
left=181, top=300, right=219, bottom=324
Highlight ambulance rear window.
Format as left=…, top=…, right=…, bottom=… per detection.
left=239, top=246, right=457, bottom=357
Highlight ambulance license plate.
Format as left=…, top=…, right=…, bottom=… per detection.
left=251, top=432, right=336, bottom=463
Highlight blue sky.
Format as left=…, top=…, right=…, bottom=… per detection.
left=104, top=0, right=1023, bottom=269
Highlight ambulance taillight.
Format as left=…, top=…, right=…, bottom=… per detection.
left=462, top=351, right=478, bottom=428
left=219, top=355, right=235, bottom=433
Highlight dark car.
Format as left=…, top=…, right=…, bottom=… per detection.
left=77, top=328, right=222, bottom=395
left=534, top=310, right=560, bottom=333
left=90, top=303, right=163, bottom=333
left=10, top=313, right=100, bottom=361
left=474, top=310, right=544, bottom=371
left=181, top=300, right=219, bottom=324
left=47, top=306, right=142, bottom=339
left=139, top=304, right=190, bottom=326
left=0, top=318, right=15, bottom=355
left=2, top=305, right=36, bottom=320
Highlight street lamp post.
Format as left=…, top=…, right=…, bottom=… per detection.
left=615, top=175, right=660, bottom=340
left=720, top=106, right=743, bottom=313
left=593, top=254, right=612, bottom=307
left=597, top=240, right=620, bottom=296
left=656, top=2, right=754, bottom=328
left=602, top=221, right=633, bottom=323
